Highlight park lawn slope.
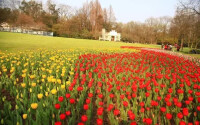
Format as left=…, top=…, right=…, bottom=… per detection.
left=0, top=32, right=159, bottom=51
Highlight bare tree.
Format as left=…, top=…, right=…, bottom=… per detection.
left=58, top=4, right=73, bottom=20
left=179, top=0, right=200, bottom=15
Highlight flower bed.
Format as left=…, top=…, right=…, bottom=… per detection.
left=0, top=48, right=199, bottom=125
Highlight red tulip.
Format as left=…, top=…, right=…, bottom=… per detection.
left=130, top=122, right=137, bottom=125
left=55, top=103, right=60, bottom=109
left=132, top=93, right=136, bottom=98
left=88, top=93, right=93, bottom=98
left=179, top=121, right=186, bottom=125
left=160, top=107, right=166, bottom=112
left=77, top=86, right=83, bottom=91
left=65, top=111, right=71, bottom=116
left=157, top=96, right=161, bottom=101
left=86, top=98, right=90, bottom=104
left=197, top=106, right=200, bottom=111
left=109, top=94, right=114, bottom=98
left=145, top=92, right=150, bottom=97
left=166, top=113, right=172, bottom=120
left=140, top=102, right=145, bottom=107
left=177, top=112, right=183, bottom=119
left=140, top=108, right=145, bottom=112
left=68, top=86, right=73, bottom=91
left=65, top=93, right=70, bottom=99
left=144, top=118, right=152, bottom=124
left=182, top=108, right=189, bottom=116
left=98, top=101, right=103, bottom=106
left=195, top=121, right=199, bottom=125
left=81, top=115, right=88, bottom=122
left=123, top=101, right=128, bottom=107
left=168, top=88, right=173, bottom=93
left=69, top=98, right=75, bottom=104
left=83, top=104, right=89, bottom=110
left=188, top=90, right=193, bottom=94
left=176, top=102, right=182, bottom=108
left=58, top=96, right=64, bottom=102
left=107, top=104, right=114, bottom=111
left=188, top=97, right=193, bottom=101
left=98, top=94, right=103, bottom=99
left=120, top=95, right=125, bottom=99
left=113, top=109, right=120, bottom=116
left=54, top=121, right=62, bottom=125
left=59, top=113, right=66, bottom=120
left=96, top=118, right=103, bottom=125
left=77, top=122, right=84, bottom=125
left=129, top=113, right=135, bottom=120
left=97, top=107, right=104, bottom=116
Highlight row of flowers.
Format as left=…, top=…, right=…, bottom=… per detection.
left=0, top=48, right=138, bottom=125
left=54, top=48, right=200, bottom=125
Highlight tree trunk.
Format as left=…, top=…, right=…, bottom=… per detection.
left=191, top=41, right=194, bottom=49
left=195, top=41, right=199, bottom=49
left=188, top=39, right=190, bottom=48
left=181, top=38, right=184, bottom=51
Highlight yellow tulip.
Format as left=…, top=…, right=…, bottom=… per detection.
left=45, top=92, right=49, bottom=96
left=23, top=114, right=27, bottom=119
left=57, top=79, right=61, bottom=84
left=30, top=88, right=32, bottom=93
left=61, top=85, right=65, bottom=89
left=31, top=83, right=36, bottom=87
left=15, top=105, right=18, bottom=109
left=30, top=75, right=35, bottom=79
left=31, top=103, right=38, bottom=109
left=22, top=74, right=26, bottom=78
left=3, top=68, right=7, bottom=72
left=21, top=83, right=26, bottom=88
left=51, top=89, right=57, bottom=95
left=37, top=94, right=43, bottom=99
left=42, top=75, right=46, bottom=79
left=69, top=72, right=74, bottom=75
left=66, top=81, right=70, bottom=85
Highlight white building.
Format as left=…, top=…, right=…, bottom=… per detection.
left=99, top=29, right=121, bottom=41
left=0, top=22, right=54, bottom=36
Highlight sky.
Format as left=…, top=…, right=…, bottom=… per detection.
left=42, top=0, right=179, bottom=23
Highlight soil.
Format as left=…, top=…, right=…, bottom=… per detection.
left=0, top=89, right=16, bottom=111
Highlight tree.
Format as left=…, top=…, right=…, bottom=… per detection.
left=16, top=13, right=35, bottom=29
left=179, top=0, right=200, bottom=15
left=58, top=4, right=73, bottom=20
left=20, top=0, right=43, bottom=21
left=0, top=8, right=11, bottom=23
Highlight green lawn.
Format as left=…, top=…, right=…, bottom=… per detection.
left=173, top=47, right=200, bottom=58
left=1, top=32, right=199, bottom=58
left=0, top=32, right=159, bottom=51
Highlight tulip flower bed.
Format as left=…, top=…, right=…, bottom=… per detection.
left=0, top=48, right=200, bottom=125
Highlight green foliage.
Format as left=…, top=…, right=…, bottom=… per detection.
left=0, top=8, right=11, bottom=23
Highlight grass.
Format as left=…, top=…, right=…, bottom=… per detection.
left=173, top=47, right=200, bottom=58
left=0, top=32, right=159, bottom=51
left=0, top=32, right=199, bottom=58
